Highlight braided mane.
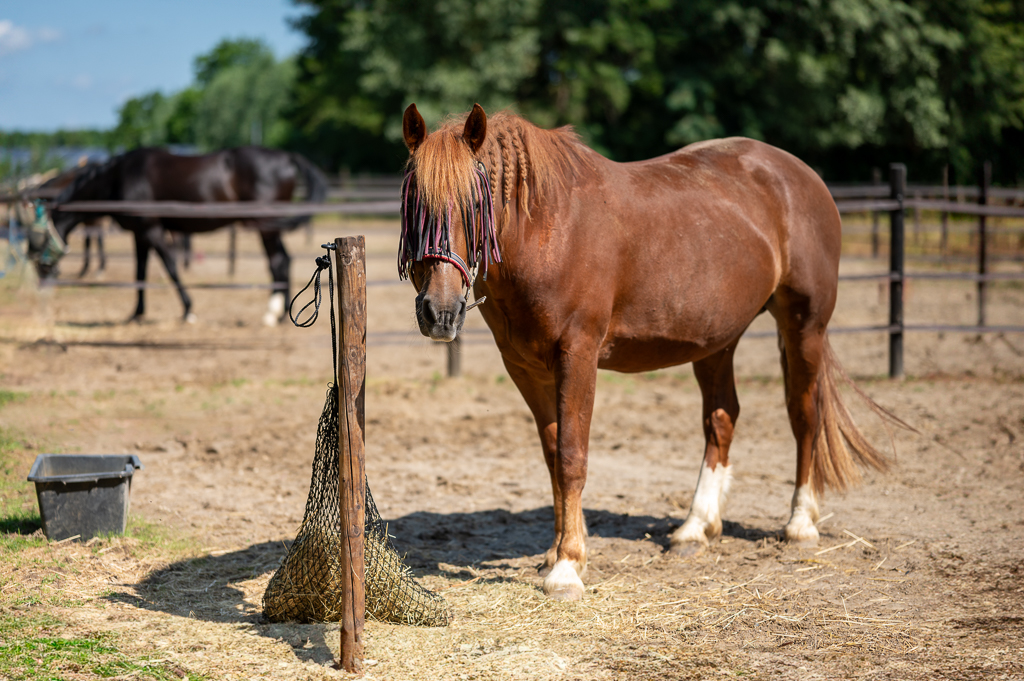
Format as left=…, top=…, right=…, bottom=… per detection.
left=399, top=110, right=591, bottom=282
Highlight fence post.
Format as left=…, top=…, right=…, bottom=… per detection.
left=940, top=164, right=950, bottom=255
left=228, top=225, right=237, bottom=277
left=334, top=236, right=366, bottom=674
left=871, top=167, right=882, bottom=258
left=447, top=335, right=462, bottom=378
left=977, top=161, right=990, bottom=327
left=888, top=163, right=906, bottom=379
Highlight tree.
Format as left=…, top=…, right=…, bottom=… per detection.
left=288, top=0, right=1024, bottom=183
left=288, top=0, right=543, bottom=172
left=109, top=38, right=296, bottom=152
left=193, top=49, right=296, bottom=149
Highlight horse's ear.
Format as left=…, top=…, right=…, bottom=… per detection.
left=403, top=103, right=427, bottom=153
left=463, top=103, right=487, bottom=153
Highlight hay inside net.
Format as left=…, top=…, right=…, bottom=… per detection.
left=263, top=385, right=452, bottom=626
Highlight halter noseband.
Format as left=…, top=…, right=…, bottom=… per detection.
left=420, top=248, right=475, bottom=289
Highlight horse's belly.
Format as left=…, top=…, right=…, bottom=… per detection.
left=597, top=296, right=771, bottom=372
left=597, top=336, right=714, bottom=372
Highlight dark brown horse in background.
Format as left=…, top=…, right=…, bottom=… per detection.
left=36, top=146, right=327, bottom=324
left=399, top=103, right=908, bottom=601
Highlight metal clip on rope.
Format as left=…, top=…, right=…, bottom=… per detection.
left=289, top=243, right=336, bottom=328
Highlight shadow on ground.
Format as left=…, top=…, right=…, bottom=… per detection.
left=104, top=504, right=703, bottom=665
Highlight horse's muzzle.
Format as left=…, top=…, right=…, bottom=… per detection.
left=416, top=292, right=466, bottom=342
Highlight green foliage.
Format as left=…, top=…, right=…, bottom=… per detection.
left=194, top=54, right=296, bottom=149
left=287, top=0, right=549, bottom=171
left=109, top=37, right=295, bottom=152
left=289, top=0, right=1024, bottom=183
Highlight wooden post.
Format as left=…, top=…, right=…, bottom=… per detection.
left=447, top=335, right=462, bottom=378
left=912, top=190, right=921, bottom=246
left=940, top=164, right=949, bottom=255
left=334, top=236, right=366, bottom=674
left=228, top=225, right=238, bottom=277
left=871, top=167, right=882, bottom=258
left=889, top=163, right=906, bottom=379
left=978, top=161, right=991, bottom=327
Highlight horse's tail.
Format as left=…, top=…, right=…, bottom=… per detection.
left=275, top=152, right=329, bottom=230
left=809, top=334, right=916, bottom=495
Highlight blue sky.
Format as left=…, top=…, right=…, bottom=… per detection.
left=0, top=1, right=306, bottom=131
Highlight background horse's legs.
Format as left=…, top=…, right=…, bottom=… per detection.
left=670, top=342, right=740, bottom=557
left=543, top=343, right=599, bottom=601
left=97, top=229, right=106, bottom=272
left=146, top=224, right=194, bottom=322
left=771, top=290, right=831, bottom=546
left=259, top=230, right=290, bottom=326
left=502, top=359, right=561, bottom=575
left=130, top=228, right=151, bottom=321
left=79, top=234, right=92, bottom=277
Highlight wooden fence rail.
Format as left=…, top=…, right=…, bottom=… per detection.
left=7, top=163, right=1024, bottom=378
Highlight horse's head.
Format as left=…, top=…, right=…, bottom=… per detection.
left=21, top=200, right=68, bottom=280
left=400, top=103, right=500, bottom=341
left=27, top=161, right=110, bottom=280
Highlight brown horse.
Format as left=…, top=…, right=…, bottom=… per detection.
left=399, top=103, right=906, bottom=601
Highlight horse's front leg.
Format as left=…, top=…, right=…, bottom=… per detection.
left=544, top=344, right=599, bottom=601
left=147, top=225, right=194, bottom=322
left=502, top=360, right=562, bottom=574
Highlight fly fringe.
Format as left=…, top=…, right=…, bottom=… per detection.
left=809, top=335, right=917, bottom=495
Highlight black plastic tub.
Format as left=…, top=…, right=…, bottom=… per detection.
left=27, top=454, right=143, bottom=541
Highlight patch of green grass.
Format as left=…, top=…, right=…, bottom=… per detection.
left=0, top=390, right=27, bottom=409
left=0, top=613, right=207, bottom=680
left=230, top=377, right=249, bottom=388
left=0, top=428, right=40, bottom=537
left=121, top=516, right=200, bottom=557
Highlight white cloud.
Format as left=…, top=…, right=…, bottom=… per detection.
left=37, top=27, right=62, bottom=44
left=0, top=20, right=32, bottom=55
left=72, top=73, right=93, bottom=90
left=0, top=20, right=63, bottom=56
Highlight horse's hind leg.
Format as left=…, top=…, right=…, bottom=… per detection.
left=259, top=230, right=290, bottom=326
left=771, top=292, right=832, bottom=546
left=669, top=342, right=740, bottom=557
left=129, top=228, right=151, bottom=321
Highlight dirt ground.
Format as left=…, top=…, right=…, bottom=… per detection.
left=1, top=218, right=1022, bottom=680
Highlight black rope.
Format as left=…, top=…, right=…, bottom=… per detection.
left=289, top=243, right=338, bottom=382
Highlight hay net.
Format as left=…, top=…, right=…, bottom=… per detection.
left=263, top=248, right=452, bottom=626
left=262, top=384, right=452, bottom=626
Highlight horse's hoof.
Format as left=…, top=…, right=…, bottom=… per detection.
left=668, top=540, right=706, bottom=558
left=183, top=312, right=198, bottom=324
left=547, top=584, right=584, bottom=601
left=262, top=312, right=280, bottom=327
left=537, top=564, right=553, bottom=578
left=785, top=520, right=820, bottom=547
left=127, top=314, right=143, bottom=325
left=542, top=561, right=584, bottom=601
